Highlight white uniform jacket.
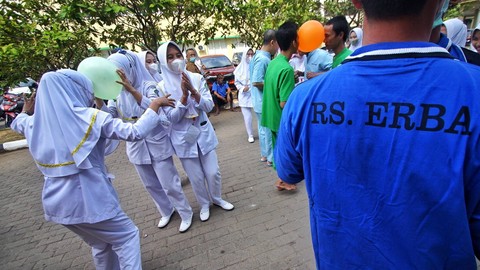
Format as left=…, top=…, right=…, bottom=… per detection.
left=159, top=72, right=218, bottom=158
left=103, top=83, right=174, bottom=165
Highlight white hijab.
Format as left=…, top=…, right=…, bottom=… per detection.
left=157, top=41, right=198, bottom=118
left=348, top=27, right=363, bottom=51
left=443, top=18, right=468, bottom=47
left=470, top=23, right=480, bottom=53
left=233, top=47, right=252, bottom=84
left=26, top=69, right=109, bottom=177
left=137, top=50, right=162, bottom=83
left=107, top=50, right=156, bottom=119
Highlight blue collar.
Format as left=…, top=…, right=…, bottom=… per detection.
left=345, top=41, right=453, bottom=63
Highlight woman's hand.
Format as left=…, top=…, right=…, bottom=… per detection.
left=22, top=92, right=36, bottom=115
left=156, top=94, right=176, bottom=108
left=116, top=69, right=136, bottom=93
left=94, top=97, right=105, bottom=109
left=243, top=85, right=250, bottom=92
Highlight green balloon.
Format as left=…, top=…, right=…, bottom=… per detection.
left=77, top=57, right=122, bottom=100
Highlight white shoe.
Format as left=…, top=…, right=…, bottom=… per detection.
left=179, top=213, right=193, bottom=233
left=157, top=210, right=174, bottom=228
left=200, top=207, right=210, bottom=222
left=214, top=200, right=234, bottom=211
left=248, top=136, right=254, bottom=143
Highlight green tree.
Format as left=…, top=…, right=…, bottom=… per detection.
left=0, top=0, right=119, bottom=86
left=323, top=0, right=363, bottom=28
left=105, top=0, right=221, bottom=52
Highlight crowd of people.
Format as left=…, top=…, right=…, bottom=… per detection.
left=9, top=0, right=480, bottom=268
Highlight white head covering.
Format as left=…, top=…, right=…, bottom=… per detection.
left=137, top=50, right=162, bottom=83
left=157, top=41, right=198, bottom=118
left=25, top=69, right=109, bottom=177
left=233, top=47, right=252, bottom=84
left=348, top=27, right=363, bottom=51
left=107, top=50, right=156, bottom=119
left=470, top=23, right=480, bottom=53
left=443, top=18, right=468, bottom=47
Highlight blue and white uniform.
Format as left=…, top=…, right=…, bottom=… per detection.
left=12, top=70, right=165, bottom=270
left=249, top=50, right=274, bottom=162
left=157, top=41, right=233, bottom=217
left=276, top=42, right=480, bottom=269
left=105, top=50, right=193, bottom=224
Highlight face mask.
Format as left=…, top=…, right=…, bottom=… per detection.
left=168, top=58, right=186, bottom=74
left=189, top=57, right=196, bottom=63
left=432, top=0, right=449, bottom=29
left=246, top=56, right=252, bottom=64
left=350, top=38, right=358, bottom=46
left=149, top=63, right=158, bottom=72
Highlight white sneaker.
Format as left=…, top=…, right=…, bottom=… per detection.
left=214, top=200, right=234, bottom=211
left=200, top=207, right=210, bottom=222
left=157, top=210, right=174, bottom=228
left=179, top=213, right=193, bottom=233
left=248, top=136, right=254, bottom=143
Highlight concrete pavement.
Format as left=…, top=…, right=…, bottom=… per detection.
left=0, top=109, right=315, bottom=269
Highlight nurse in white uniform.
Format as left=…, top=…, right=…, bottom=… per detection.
left=157, top=41, right=234, bottom=221
left=100, top=50, right=193, bottom=233
left=11, top=69, right=171, bottom=270
left=137, top=50, right=163, bottom=83
left=234, top=47, right=255, bottom=143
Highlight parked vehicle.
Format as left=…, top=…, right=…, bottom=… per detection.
left=200, top=54, right=236, bottom=90
left=0, top=78, right=36, bottom=127
left=1, top=93, right=23, bottom=127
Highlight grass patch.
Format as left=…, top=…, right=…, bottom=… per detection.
left=0, top=128, right=25, bottom=144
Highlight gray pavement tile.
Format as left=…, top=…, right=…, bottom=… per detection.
left=0, top=109, right=315, bottom=269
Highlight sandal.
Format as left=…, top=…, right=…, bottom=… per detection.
left=275, top=179, right=297, bottom=191
left=260, top=157, right=267, bottom=162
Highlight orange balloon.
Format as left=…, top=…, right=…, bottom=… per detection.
left=298, top=20, right=325, bottom=53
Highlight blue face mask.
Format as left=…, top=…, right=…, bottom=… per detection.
left=432, top=0, right=449, bottom=29
left=189, top=57, right=196, bottom=63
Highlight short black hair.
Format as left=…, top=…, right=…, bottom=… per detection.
left=361, top=0, right=428, bottom=20
left=263, top=29, right=277, bottom=45
left=326, top=16, right=350, bottom=42
left=186, top=48, right=196, bottom=54
left=275, top=21, right=298, bottom=51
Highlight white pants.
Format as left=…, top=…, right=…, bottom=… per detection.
left=64, top=211, right=141, bottom=270
left=241, top=107, right=253, bottom=137
left=134, top=157, right=192, bottom=220
left=180, top=149, right=223, bottom=209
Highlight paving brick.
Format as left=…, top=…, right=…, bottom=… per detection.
left=0, top=110, right=315, bottom=269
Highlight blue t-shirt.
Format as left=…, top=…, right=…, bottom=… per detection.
left=305, top=48, right=332, bottom=75
left=276, top=42, right=480, bottom=269
left=249, top=50, right=271, bottom=113
left=212, top=82, right=228, bottom=98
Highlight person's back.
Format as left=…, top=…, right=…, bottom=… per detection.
left=275, top=0, right=480, bottom=268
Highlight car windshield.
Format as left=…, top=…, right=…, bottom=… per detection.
left=202, top=56, right=232, bottom=69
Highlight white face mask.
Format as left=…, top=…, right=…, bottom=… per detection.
left=168, top=59, right=186, bottom=74
left=148, top=63, right=158, bottom=72
left=246, top=56, right=252, bottom=64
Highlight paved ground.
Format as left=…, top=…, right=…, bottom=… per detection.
left=0, top=109, right=315, bottom=269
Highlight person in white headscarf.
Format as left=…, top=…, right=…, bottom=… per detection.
left=348, top=27, right=363, bottom=51
left=137, top=50, right=162, bottom=82
left=471, top=23, right=480, bottom=54
left=234, top=47, right=255, bottom=143
left=11, top=69, right=170, bottom=270
left=157, top=41, right=234, bottom=222
left=442, top=18, right=468, bottom=47
left=99, top=49, right=194, bottom=233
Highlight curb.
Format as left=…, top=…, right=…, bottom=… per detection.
left=0, top=139, right=28, bottom=153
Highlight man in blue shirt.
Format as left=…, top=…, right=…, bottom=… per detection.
left=298, top=48, right=332, bottom=79
left=249, top=30, right=279, bottom=165
left=275, top=0, right=480, bottom=268
left=212, top=74, right=233, bottom=115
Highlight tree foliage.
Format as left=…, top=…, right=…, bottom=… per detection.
left=0, top=0, right=360, bottom=86
left=0, top=0, right=118, bottom=86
